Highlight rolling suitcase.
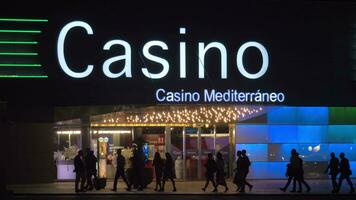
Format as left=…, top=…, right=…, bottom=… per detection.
left=93, top=177, right=107, bottom=190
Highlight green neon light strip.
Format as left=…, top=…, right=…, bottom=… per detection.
left=0, top=30, right=41, bottom=33
left=0, top=52, right=38, bottom=56
left=0, top=64, right=41, bottom=67
left=0, top=18, right=48, bottom=22
left=0, top=41, right=37, bottom=44
left=0, top=75, right=48, bottom=78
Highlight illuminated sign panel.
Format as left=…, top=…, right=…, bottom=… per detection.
left=56, top=21, right=269, bottom=80
left=0, top=1, right=355, bottom=106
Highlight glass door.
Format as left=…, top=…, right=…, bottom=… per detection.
left=185, top=127, right=199, bottom=180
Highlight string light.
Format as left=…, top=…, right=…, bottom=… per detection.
left=96, top=106, right=263, bottom=126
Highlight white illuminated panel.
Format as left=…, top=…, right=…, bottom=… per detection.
left=92, top=130, right=131, bottom=134
left=56, top=130, right=81, bottom=135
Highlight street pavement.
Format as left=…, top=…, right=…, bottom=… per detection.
left=5, top=179, right=356, bottom=199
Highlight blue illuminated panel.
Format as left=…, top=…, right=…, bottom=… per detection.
left=268, top=125, right=298, bottom=143
left=297, top=126, right=328, bottom=143
left=328, top=144, right=356, bottom=161
left=328, top=125, right=356, bottom=143
left=351, top=162, right=356, bottom=178
left=236, top=106, right=356, bottom=179
left=268, top=144, right=299, bottom=162
left=297, top=144, right=329, bottom=161
left=248, top=162, right=287, bottom=179
left=236, top=125, right=268, bottom=143
left=297, top=107, right=328, bottom=124
left=267, top=107, right=328, bottom=124
left=236, top=124, right=356, bottom=144
left=267, top=107, right=297, bottom=124
left=235, top=144, right=268, bottom=161
left=269, top=144, right=329, bottom=162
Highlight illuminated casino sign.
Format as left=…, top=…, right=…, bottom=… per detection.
left=57, top=21, right=269, bottom=80
left=55, top=21, right=279, bottom=104
left=0, top=1, right=355, bottom=106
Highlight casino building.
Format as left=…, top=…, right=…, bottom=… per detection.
left=1, top=1, right=356, bottom=184
left=53, top=106, right=356, bottom=180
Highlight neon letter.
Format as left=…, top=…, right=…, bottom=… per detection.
left=180, top=27, right=186, bottom=78
left=156, top=88, right=166, bottom=102
left=103, top=40, right=132, bottom=78
left=141, top=41, right=169, bottom=79
left=198, top=42, right=227, bottom=79
left=236, top=41, right=269, bottom=79
left=57, top=21, right=94, bottom=78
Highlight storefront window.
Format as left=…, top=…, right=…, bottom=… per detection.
left=54, top=129, right=81, bottom=180
left=171, top=127, right=183, bottom=179
left=185, top=127, right=198, bottom=180
left=142, top=127, right=165, bottom=166
left=91, top=128, right=133, bottom=178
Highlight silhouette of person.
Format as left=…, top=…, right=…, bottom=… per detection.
left=280, top=163, right=294, bottom=192
left=202, top=153, right=217, bottom=192
left=85, top=150, right=97, bottom=190
left=294, top=152, right=310, bottom=192
left=152, top=152, right=163, bottom=191
left=325, top=152, right=339, bottom=193
left=74, top=150, right=86, bottom=193
left=233, top=150, right=243, bottom=192
left=288, top=149, right=299, bottom=192
left=216, top=152, right=229, bottom=192
left=112, top=149, right=130, bottom=191
left=240, top=150, right=253, bottom=193
left=128, top=148, right=145, bottom=191
left=336, top=152, right=355, bottom=194
left=162, top=153, right=177, bottom=192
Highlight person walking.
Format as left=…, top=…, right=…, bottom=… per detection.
left=112, top=149, right=130, bottom=191
left=233, top=151, right=243, bottom=192
left=289, top=149, right=299, bottom=192
left=336, top=152, right=355, bottom=194
left=294, top=152, right=311, bottom=192
left=152, top=152, right=163, bottom=191
left=74, top=150, right=86, bottom=193
left=324, top=152, right=340, bottom=193
left=128, top=148, right=145, bottom=191
left=280, top=163, right=294, bottom=192
left=162, top=153, right=177, bottom=192
left=202, top=153, right=217, bottom=192
left=85, top=150, right=97, bottom=191
left=240, top=150, right=253, bottom=193
left=216, top=152, right=229, bottom=192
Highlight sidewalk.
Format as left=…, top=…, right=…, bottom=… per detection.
left=7, top=179, right=356, bottom=195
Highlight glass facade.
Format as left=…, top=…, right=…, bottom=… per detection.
left=236, top=107, right=356, bottom=179
left=53, top=106, right=356, bottom=180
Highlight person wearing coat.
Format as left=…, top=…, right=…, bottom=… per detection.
left=216, top=152, right=229, bottom=192
left=240, top=150, right=253, bottom=193
left=336, top=152, right=355, bottom=194
left=74, top=150, right=86, bottom=193
left=325, top=152, right=340, bottom=193
left=162, top=153, right=177, bottom=192
left=85, top=150, right=97, bottom=191
left=152, top=152, right=164, bottom=191
left=233, top=151, right=243, bottom=192
left=112, top=149, right=130, bottom=191
left=202, top=153, right=217, bottom=192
